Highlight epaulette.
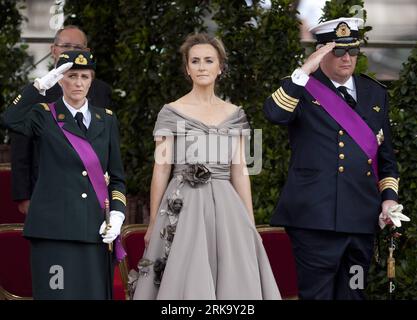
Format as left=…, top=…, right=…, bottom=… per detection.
left=40, top=103, right=50, bottom=111
left=360, top=73, right=386, bottom=88
left=12, top=94, right=22, bottom=105
left=105, top=108, right=113, bottom=115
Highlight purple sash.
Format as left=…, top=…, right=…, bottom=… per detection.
left=49, top=103, right=126, bottom=261
left=305, top=77, right=379, bottom=182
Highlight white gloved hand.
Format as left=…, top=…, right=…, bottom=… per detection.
left=99, top=210, right=125, bottom=243
left=33, top=62, right=73, bottom=96
left=379, top=204, right=410, bottom=229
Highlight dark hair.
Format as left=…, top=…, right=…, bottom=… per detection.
left=54, top=25, right=88, bottom=47
left=179, top=33, right=228, bottom=79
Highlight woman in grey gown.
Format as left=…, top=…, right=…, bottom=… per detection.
left=132, top=33, right=281, bottom=300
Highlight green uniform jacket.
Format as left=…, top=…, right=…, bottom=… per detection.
left=1, top=86, right=126, bottom=243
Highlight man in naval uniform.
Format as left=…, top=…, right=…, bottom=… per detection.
left=264, top=17, right=408, bottom=299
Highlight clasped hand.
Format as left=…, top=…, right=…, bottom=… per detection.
left=99, top=211, right=125, bottom=243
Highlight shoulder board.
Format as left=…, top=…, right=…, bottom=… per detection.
left=105, top=108, right=113, bottom=115
left=360, top=73, right=386, bottom=88
left=40, top=103, right=50, bottom=111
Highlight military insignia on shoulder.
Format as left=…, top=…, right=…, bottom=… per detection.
left=58, top=114, right=65, bottom=120
left=105, top=108, right=113, bottom=115
left=95, top=113, right=101, bottom=119
left=376, top=129, right=384, bottom=146
left=335, top=22, right=351, bottom=38
left=312, top=100, right=321, bottom=106
left=40, top=103, right=50, bottom=111
left=75, top=54, right=87, bottom=65
left=360, top=73, right=386, bottom=88
left=12, top=94, right=22, bottom=105
left=373, top=105, right=381, bottom=113
left=59, top=54, right=70, bottom=59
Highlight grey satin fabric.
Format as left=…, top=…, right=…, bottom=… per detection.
left=133, top=104, right=281, bottom=300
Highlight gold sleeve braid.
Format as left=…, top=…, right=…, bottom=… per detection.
left=112, top=190, right=126, bottom=206
left=271, top=87, right=299, bottom=113
left=378, top=177, right=399, bottom=195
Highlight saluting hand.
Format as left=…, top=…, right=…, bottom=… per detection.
left=33, top=62, right=73, bottom=96
left=301, top=42, right=336, bottom=75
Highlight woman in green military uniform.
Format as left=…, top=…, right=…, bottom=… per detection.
left=1, top=51, right=126, bottom=299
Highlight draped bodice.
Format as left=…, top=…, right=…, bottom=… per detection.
left=153, top=104, right=251, bottom=179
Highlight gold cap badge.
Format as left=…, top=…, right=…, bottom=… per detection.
left=74, top=54, right=87, bottom=65
left=335, top=22, right=351, bottom=38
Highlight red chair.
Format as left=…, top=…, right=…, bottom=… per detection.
left=113, top=265, right=125, bottom=300
left=0, top=223, right=32, bottom=299
left=119, top=224, right=147, bottom=300
left=257, top=225, right=299, bottom=299
left=0, top=165, right=26, bottom=224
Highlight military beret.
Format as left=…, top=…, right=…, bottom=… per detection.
left=56, top=50, right=96, bottom=70
left=310, top=17, right=364, bottom=46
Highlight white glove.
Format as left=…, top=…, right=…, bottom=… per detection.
left=99, top=210, right=125, bottom=243
left=379, top=204, right=410, bottom=229
left=33, top=62, right=73, bottom=96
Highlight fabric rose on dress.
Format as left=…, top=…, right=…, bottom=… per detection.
left=167, top=190, right=183, bottom=215
left=160, top=224, right=176, bottom=243
left=127, top=269, right=139, bottom=300
left=137, top=258, right=154, bottom=277
left=182, top=163, right=211, bottom=187
left=153, top=257, right=167, bottom=286
left=160, top=190, right=183, bottom=225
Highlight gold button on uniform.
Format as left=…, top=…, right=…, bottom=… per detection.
left=81, top=193, right=87, bottom=198
left=339, top=166, right=344, bottom=173
left=82, top=171, right=87, bottom=176
left=339, top=130, right=344, bottom=136
left=367, top=171, right=371, bottom=176
left=339, top=142, right=344, bottom=148
left=339, top=154, right=345, bottom=160
left=367, top=159, right=372, bottom=164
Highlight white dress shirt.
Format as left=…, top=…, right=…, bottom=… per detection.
left=291, top=68, right=357, bottom=101
left=63, top=97, right=91, bottom=129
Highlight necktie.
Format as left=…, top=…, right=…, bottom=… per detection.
left=74, top=112, right=87, bottom=134
left=337, top=86, right=356, bottom=109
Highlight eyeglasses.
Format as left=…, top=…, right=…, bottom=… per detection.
left=332, top=46, right=360, bottom=57
left=54, top=43, right=87, bottom=50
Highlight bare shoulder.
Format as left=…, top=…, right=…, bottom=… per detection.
left=167, top=98, right=188, bottom=110
left=221, top=101, right=240, bottom=114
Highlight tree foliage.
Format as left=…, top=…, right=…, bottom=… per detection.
left=0, top=0, right=31, bottom=141
left=367, top=45, right=417, bottom=299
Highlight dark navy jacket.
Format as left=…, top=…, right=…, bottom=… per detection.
left=264, top=68, right=399, bottom=234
